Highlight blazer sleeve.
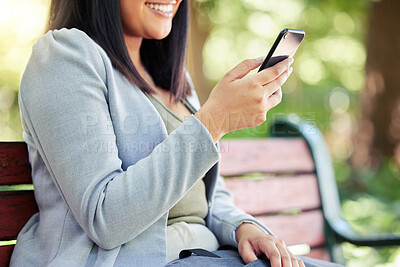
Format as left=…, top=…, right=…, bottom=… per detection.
left=18, top=29, right=220, bottom=250
left=184, top=71, right=275, bottom=247
left=208, top=174, right=276, bottom=247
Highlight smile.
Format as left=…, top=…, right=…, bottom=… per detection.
left=145, top=2, right=175, bottom=17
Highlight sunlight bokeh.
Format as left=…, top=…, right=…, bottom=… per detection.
left=0, top=0, right=49, bottom=141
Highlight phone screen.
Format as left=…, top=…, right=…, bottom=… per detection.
left=258, top=29, right=305, bottom=72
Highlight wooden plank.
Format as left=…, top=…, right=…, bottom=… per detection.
left=0, top=191, right=38, bottom=240
left=0, top=143, right=32, bottom=185
left=255, top=210, right=325, bottom=248
left=0, top=245, right=14, bottom=267
left=220, top=138, right=315, bottom=176
left=305, top=248, right=331, bottom=262
left=225, top=175, right=321, bottom=215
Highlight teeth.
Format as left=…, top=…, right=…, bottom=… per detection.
left=146, top=3, right=173, bottom=13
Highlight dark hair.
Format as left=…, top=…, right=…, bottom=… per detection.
left=46, top=0, right=190, bottom=102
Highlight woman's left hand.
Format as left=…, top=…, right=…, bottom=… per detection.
left=236, top=222, right=305, bottom=267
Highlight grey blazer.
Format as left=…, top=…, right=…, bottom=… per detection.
left=10, top=29, right=272, bottom=267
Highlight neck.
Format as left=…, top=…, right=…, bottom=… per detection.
left=124, top=34, right=144, bottom=74
left=123, top=34, right=157, bottom=88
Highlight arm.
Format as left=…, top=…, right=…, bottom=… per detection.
left=19, top=29, right=220, bottom=250
left=207, top=174, right=274, bottom=247
left=208, top=174, right=305, bottom=267
left=184, top=71, right=275, bottom=246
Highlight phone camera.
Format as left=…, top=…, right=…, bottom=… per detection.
left=283, top=32, right=288, bottom=39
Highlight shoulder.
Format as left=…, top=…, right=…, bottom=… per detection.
left=19, top=28, right=112, bottom=110
left=33, top=28, right=103, bottom=59
left=21, top=28, right=109, bottom=94
left=26, top=28, right=108, bottom=80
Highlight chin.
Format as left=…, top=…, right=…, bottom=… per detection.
left=146, top=21, right=173, bottom=40
left=153, top=33, right=171, bottom=40
left=149, top=30, right=172, bottom=40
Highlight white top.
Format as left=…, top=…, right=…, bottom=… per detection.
left=166, top=222, right=220, bottom=262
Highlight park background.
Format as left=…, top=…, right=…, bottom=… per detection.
left=0, top=0, right=399, bottom=266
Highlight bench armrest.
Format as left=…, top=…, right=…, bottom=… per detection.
left=269, top=115, right=400, bottom=247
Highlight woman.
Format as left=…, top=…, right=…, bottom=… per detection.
left=10, top=0, right=340, bottom=266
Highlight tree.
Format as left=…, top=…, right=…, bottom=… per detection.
left=351, top=0, right=400, bottom=169
left=187, top=1, right=212, bottom=104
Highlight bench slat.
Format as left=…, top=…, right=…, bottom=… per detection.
left=0, top=191, right=38, bottom=240
left=224, top=174, right=321, bottom=215
left=306, top=248, right=331, bottom=262
left=220, top=138, right=315, bottom=176
left=0, top=245, right=13, bottom=267
left=255, top=210, right=325, bottom=248
left=0, top=143, right=31, bottom=185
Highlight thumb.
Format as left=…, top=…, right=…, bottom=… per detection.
left=239, top=241, right=258, bottom=264
left=223, top=57, right=264, bottom=81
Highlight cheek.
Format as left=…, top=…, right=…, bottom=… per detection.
left=119, top=0, right=130, bottom=22
left=119, top=0, right=143, bottom=34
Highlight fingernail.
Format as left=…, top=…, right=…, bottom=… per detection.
left=289, top=67, right=293, bottom=73
left=289, top=58, right=294, bottom=65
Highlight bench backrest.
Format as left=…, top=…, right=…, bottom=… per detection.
left=219, top=138, right=330, bottom=261
left=0, top=143, right=38, bottom=267
left=0, top=138, right=330, bottom=266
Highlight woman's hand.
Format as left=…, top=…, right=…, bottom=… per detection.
left=236, top=223, right=305, bottom=267
left=195, top=57, right=293, bottom=143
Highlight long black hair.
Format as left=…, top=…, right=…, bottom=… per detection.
left=46, top=0, right=190, bottom=101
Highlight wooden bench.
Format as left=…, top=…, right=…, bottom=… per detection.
left=0, top=143, right=38, bottom=267
left=220, top=117, right=400, bottom=265
left=220, top=137, right=328, bottom=260
left=1, top=117, right=399, bottom=266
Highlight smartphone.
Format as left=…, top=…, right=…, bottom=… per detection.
left=258, top=29, right=305, bottom=72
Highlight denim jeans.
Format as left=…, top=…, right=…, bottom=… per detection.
left=166, top=249, right=344, bottom=267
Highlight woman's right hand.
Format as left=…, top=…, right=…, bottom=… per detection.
left=195, top=57, right=294, bottom=143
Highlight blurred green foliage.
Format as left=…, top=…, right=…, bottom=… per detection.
left=194, top=0, right=400, bottom=265
left=1, top=0, right=399, bottom=265
left=194, top=0, right=369, bottom=140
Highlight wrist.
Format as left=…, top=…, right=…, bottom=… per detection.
left=235, top=222, right=253, bottom=243
left=235, top=222, right=267, bottom=244
left=195, top=107, right=226, bottom=143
